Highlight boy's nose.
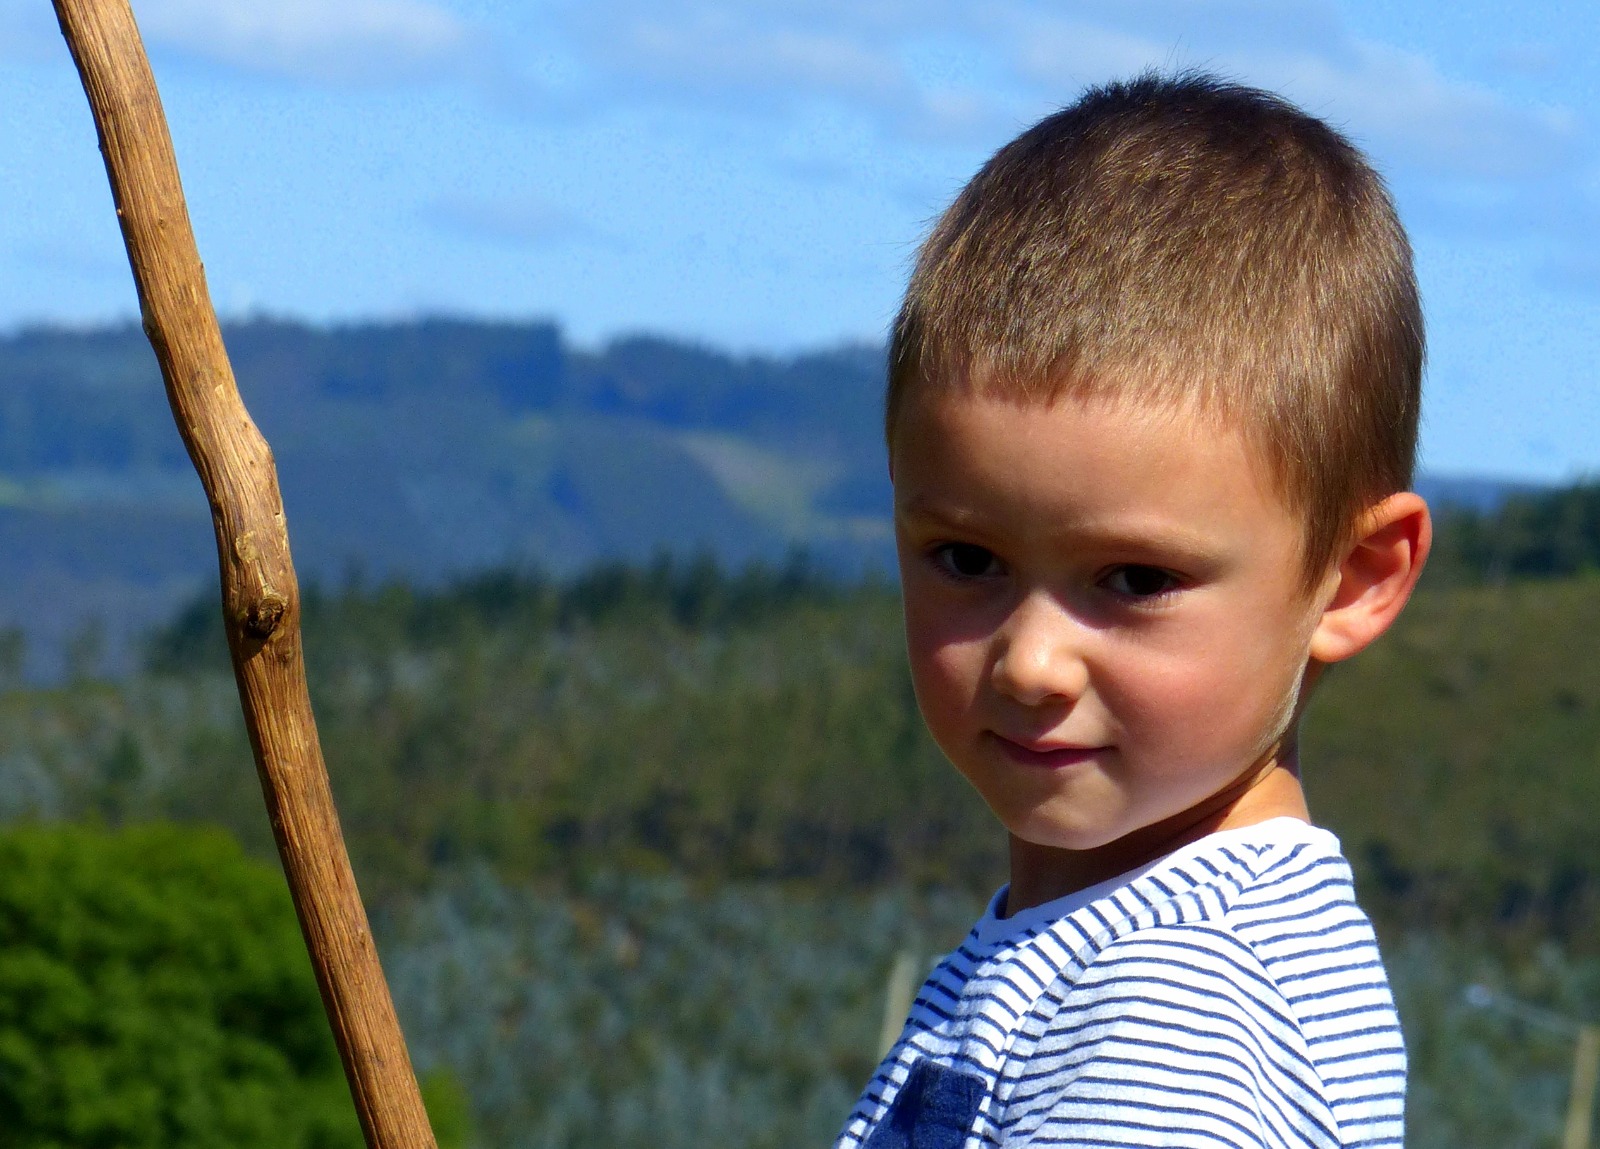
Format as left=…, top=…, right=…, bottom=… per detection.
left=989, top=592, right=1091, bottom=707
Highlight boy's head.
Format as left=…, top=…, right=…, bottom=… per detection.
left=887, top=74, right=1430, bottom=903
left=887, top=72, right=1423, bottom=587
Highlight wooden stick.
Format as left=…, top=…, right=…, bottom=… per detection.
left=51, top=3, right=437, bottom=1146
left=1565, top=1025, right=1600, bottom=1149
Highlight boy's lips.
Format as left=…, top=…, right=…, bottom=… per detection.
left=989, top=732, right=1108, bottom=769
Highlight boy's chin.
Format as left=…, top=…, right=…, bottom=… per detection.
left=998, top=800, right=1209, bottom=864
left=1003, top=823, right=1168, bottom=909
left=1004, top=815, right=1140, bottom=857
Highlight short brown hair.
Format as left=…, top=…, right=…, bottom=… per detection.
left=887, top=72, right=1423, bottom=585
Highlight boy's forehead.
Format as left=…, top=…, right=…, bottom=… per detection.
left=891, top=385, right=1306, bottom=532
left=894, top=377, right=1238, bottom=460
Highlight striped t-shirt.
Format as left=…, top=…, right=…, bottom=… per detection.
left=835, top=818, right=1404, bottom=1148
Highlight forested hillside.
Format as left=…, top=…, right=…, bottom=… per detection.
left=13, top=554, right=1578, bottom=947
left=0, top=316, right=1551, bottom=677
left=0, top=319, right=890, bottom=674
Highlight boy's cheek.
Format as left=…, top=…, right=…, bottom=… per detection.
left=902, top=589, right=984, bottom=683
left=903, top=631, right=988, bottom=744
left=907, top=636, right=980, bottom=713
left=1115, top=640, right=1302, bottom=751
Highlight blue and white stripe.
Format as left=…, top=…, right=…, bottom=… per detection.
left=836, top=819, right=1404, bottom=1148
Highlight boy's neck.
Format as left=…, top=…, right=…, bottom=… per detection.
left=1003, top=756, right=1311, bottom=916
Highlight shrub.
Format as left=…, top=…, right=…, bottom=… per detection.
left=0, top=823, right=363, bottom=1149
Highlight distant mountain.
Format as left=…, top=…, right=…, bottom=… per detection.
left=0, top=318, right=892, bottom=675
left=0, top=316, right=1551, bottom=676
left=1413, top=474, right=1546, bottom=514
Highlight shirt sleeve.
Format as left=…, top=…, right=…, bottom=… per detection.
left=995, top=925, right=1343, bottom=1149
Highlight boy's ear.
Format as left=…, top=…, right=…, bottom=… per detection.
left=1309, top=492, right=1432, bottom=665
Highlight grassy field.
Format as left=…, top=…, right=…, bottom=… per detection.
left=1305, top=576, right=1600, bottom=945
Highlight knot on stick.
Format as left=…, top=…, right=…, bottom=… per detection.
left=241, top=591, right=288, bottom=639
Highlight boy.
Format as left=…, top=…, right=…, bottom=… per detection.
left=835, top=74, right=1429, bottom=1148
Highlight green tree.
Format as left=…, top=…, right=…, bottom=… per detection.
left=0, top=823, right=363, bottom=1149
left=0, top=627, right=25, bottom=691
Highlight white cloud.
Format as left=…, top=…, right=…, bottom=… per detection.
left=524, top=0, right=1587, bottom=188
left=513, top=0, right=1599, bottom=289
left=540, top=0, right=1022, bottom=140
left=36, top=0, right=1594, bottom=269
left=31, top=0, right=1582, bottom=188
left=552, top=4, right=925, bottom=126
left=619, top=19, right=895, bottom=101
left=1237, top=43, right=1578, bottom=182
left=87, top=0, right=1582, bottom=193
left=133, top=0, right=474, bottom=84
left=1000, top=4, right=1582, bottom=184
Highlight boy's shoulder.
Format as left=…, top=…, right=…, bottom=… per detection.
left=975, top=817, right=1366, bottom=978
left=1003, top=819, right=1403, bottom=1145
left=1015, top=816, right=1392, bottom=1045
left=1068, top=815, right=1370, bottom=962
left=837, top=820, right=1405, bottom=1149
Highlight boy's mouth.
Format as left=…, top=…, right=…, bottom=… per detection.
left=989, top=732, right=1107, bottom=769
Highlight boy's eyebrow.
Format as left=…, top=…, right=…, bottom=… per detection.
left=895, top=496, right=985, bottom=530
left=896, top=497, right=1232, bottom=566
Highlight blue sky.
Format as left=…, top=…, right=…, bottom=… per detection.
left=2, top=0, right=1597, bottom=480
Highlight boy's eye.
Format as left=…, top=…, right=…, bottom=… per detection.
left=1102, top=564, right=1180, bottom=599
left=933, top=543, right=1003, bottom=579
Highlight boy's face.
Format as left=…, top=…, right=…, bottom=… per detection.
left=892, top=389, right=1329, bottom=861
